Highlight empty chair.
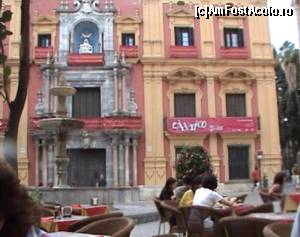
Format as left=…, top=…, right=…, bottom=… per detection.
left=217, top=216, right=272, bottom=237
left=67, top=211, right=124, bottom=232
left=237, top=203, right=273, bottom=216
left=188, top=205, right=230, bottom=237
left=75, top=216, right=135, bottom=237
left=263, top=222, right=292, bottom=237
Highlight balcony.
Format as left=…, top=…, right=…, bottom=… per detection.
left=31, top=116, right=142, bottom=130
left=219, top=47, right=249, bottom=59
left=67, top=53, right=104, bottom=66
left=165, top=117, right=257, bottom=134
left=120, top=45, right=138, bottom=58
left=34, top=46, right=54, bottom=59
left=169, top=46, right=198, bottom=58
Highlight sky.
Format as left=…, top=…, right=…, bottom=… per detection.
left=268, top=0, right=299, bottom=49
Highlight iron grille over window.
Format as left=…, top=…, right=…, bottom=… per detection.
left=174, top=93, right=196, bottom=117
left=224, top=28, right=244, bottom=48
left=122, top=33, right=135, bottom=46
left=175, top=27, right=194, bottom=46
left=226, top=93, right=246, bottom=117
left=72, top=87, right=101, bottom=118
left=38, top=34, right=51, bottom=48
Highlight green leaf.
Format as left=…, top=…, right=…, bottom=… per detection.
left=1, top=10, right=12, bottom=22
left=3, top=65, right=11, bottom=78
left=0, top=54, right=7, bottom=64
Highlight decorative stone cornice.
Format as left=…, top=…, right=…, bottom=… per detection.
left=167, top=6, right=194, bottom=17
left=164, top=67, right=206, bottom=84
left=216, top=68, right=256, bottom=85
left=115, top=15, right=142, bottom=24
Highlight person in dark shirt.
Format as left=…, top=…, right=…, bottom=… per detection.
left=159, top=177, right=177, bottom=200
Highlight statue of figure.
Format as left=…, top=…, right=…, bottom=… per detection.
left=79, top=32, right=93, bottom=54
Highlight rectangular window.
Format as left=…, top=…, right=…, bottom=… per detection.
left=174, top=93, right=196, bottom=117
left=224, top=28, right=244, bottom=48
left=122, top=33, right=135, bottom=46
left=38, top=34, right=51, bottom=48
left=226, top=93, right=246, bottom=117
left=175, top=27, right=194, bottom=46
left=72, top=87, right=101, bottom=118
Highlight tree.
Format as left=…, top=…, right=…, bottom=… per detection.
left=175, top=146, right=212, bottom=183
left=0, top=0, right=30, bottom=171
left=276, top=41, right=300, bottom=169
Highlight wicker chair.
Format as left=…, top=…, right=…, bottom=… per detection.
left=263, top=222, right=292, bottom=237
left=75, top=216, right=135, bottom=237
left=237, top=203, right=273, bottom=216
left=153, top=197, right=169, bottom=235
left=160, top=202, right=187, bottom=236
left=188, top=205, right=230, bottom=237
left=235, top=194, right=248, bottom=203
left=67, top=211, right=124, bottom=232
left=217, top=216, right=272, bottom=237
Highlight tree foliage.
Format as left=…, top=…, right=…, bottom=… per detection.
left=175, top=146, right=212, bottom=183
left=276, top=41, right=300, bottom=168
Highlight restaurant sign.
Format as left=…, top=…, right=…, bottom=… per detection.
left=166, top=117, right=257, bottom=134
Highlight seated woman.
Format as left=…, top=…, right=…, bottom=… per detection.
left=193, top=173, right=238, bottom=208
left=179, top=174, right=203, bottom=207
left=268, top=172, right=285, bottom=196
left=159, top=177, right=177, bottom=201
left=0, top=160, right=45, bottom=237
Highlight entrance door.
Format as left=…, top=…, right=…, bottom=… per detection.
left=68, top=149, right=106, bottom=187
left=228, top=145, right=249, bottom=180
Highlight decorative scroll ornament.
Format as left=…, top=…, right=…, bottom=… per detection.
left=73, top=0, right=100, bottom=14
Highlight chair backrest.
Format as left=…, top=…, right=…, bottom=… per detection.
left=153, top=197, right=167, bottom=222
left=217, top=216, right=272, bottom=237
left=39, top=206, right=54, bottom=217
left=188, top=205, right=229, bottom=235
left=67, top=211, right=124, bottom=232
left=75, top=216, right=135, bottom=237
left=179, top=205, right=191, bottom=229
left=237, top=203, right=273, bottom=216
left=160, top=202, right=187, bottom=233
left=259, top=191, right=277, bottom=203
left=263, top=222, right=292, bottom=237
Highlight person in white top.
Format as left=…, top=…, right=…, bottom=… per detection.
left=193, top=173, right=238, bottom=208
left=192, top=173, right=239, bottom=229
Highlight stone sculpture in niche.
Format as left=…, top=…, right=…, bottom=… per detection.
left=79, top=32, right=93, bottom=53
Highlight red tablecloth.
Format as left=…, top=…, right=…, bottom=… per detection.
left=289, top=193, right=300, bottom=203
left=41, top=215, right=88, bottom=232
left=48, top=232, right=110, bottom=237
left=71, top=204, right=109, bottom=216
left=215, top=204, right=254, bottom=216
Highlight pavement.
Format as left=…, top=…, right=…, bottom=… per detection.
left=115, top=182, right=295, bottom=237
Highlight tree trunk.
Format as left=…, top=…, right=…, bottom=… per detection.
left=4, top=0, right=30, bottom=172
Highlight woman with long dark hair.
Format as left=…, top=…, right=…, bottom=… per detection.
left=159, top=177, right=177, bottom=200
left=269, top=172, right=286, bottom=195
left=0, top=160, right=44, bottom=237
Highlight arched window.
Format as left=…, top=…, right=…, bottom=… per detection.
left=73, top=21, right=100, bottom=53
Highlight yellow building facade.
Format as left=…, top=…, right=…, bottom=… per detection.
left=142, top=0, right=281, bottom=185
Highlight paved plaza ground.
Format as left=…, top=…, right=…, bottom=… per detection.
left=121, top=182, right=295, bottom=237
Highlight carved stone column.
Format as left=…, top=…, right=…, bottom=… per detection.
left=124, top=136, right=130, bottom=186
left=112, top=137, right=119, bottom=186
left=34, top=140, right=40, bottom=186
left=118, top=142, right=125, bottom=186
left=42, top=140, right=48, bottom=187
left=122, top=68, right=127, bottom=113
left=113, top=68, right=119, bottom=112
left=47, top=143, right=55, bottom=186
left=132, top=138, right=138, bottom=186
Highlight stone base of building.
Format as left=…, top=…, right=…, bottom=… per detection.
left=28, top=187, right=140, bottom=205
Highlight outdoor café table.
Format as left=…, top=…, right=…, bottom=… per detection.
left=284, top=193, right=300, bottom=212
left=48, top=232, right=111, bottom=237
left=71, top=204, right=109, bottom=216
left=215, top=204, right=254, bottom=216
left=41, top=215, right=88, bottom=232
left=247, top=212, right=296, bottom=223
